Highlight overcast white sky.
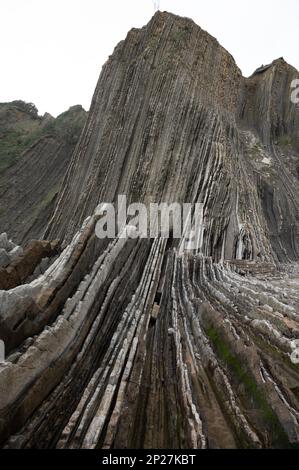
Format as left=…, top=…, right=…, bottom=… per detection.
left=1, top=0, right=299, bottom=116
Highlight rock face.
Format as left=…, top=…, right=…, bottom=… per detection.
left=0, top=102, right=87, bottom=244
left=46, top=12, right=299, bottom=265
left=0, top=11, right=299, bottom=449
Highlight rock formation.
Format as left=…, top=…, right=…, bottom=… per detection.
left=0, top=233, right=23, bottom=269
left=46, top=13, right=299, bottom=265
left=0, top=102, right=87, bottom=244
left=0, top=11, right=298, bottom=449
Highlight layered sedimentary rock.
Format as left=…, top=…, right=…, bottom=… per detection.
left=1, top=220, right=299, bottom=449
left=0, top=102, right=87, bottom=244
left=46, top=12, right=299, bottom=265
left=0, top=11, right=299, bottom=449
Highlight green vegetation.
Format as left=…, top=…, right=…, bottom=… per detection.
left=0, top=129, right=40, bottom=173
left=0, top=101, right=86, bottom=174
left=43, top=106, right=86, bottom=145
left=9, top=100, right=38, bottom=118
left=206, top=325, right=292, bottom=448
left=277, top=134, right=294, bottom=147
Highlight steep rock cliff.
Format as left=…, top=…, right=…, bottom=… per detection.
left=0, top=12, right=299, bottom=449
left=46, top=11, right=299, bottom=264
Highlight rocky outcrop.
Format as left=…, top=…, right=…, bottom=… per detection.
left=1, top=216, right=299, bottom=448
left=0, top=103, right=87, bottom=244
left=0, top=233, right=23, bottom=268
left=0, top=11, right=299, bottom=449
left=46, top=12, right=299, bottom=265
left=0, top=237, right=60, bottom=291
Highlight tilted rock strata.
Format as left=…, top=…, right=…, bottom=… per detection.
left=46, top=11, right=299, bottom=264
left=1, top=220, right=299, bottom=448
left=0, top=12, right=299, bottom=449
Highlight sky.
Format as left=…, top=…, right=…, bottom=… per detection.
left=1, top=0, right=299, bottom=117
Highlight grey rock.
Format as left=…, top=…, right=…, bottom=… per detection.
left=8, top=246, right=23, bottom=262
left=0, top=234, right=9, bottom=251
left=1, top=11, right=299, bottom=451
left=0, top=248, right=10, bottom=268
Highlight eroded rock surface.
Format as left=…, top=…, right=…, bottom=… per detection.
left=0, top=11, right=299, bottom=449
left=0, top=233, right=23, bottom=269
left=46, top=12, right=299, bottom=265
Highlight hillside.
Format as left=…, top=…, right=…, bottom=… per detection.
left=0, top=101, right=87, bottom=243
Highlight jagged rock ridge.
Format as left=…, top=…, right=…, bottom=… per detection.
left=0, top=12, right=299, bottom=449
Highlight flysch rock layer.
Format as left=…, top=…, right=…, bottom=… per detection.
left=46, top=11, right=299, bottom=264
left=0, top=11, right=299, bottom=449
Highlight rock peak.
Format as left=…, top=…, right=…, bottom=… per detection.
left=1, top=14, right=299, bottom=451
